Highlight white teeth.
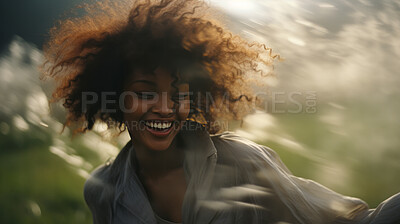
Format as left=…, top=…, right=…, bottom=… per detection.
left=145, top=121, right=172, bottom=129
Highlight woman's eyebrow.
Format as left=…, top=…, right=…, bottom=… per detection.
left=130, top=80, right=156, bottom=86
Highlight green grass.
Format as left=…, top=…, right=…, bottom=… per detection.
left=0, top=136, right=92, bottom=224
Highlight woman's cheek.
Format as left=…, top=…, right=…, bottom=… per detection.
left=122, top=94, right=139, bottom=113
left=177, top=100, right=191, bottom=120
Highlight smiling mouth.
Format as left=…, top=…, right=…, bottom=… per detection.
left=144, top=120, right=176, bottom=137
left=144, top=120, right=173, bottom=131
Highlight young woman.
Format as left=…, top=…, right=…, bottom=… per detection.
left=41, top=0, right=400, bottom=223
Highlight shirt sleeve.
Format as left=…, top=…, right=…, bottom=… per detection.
left=256, top=144, right=400, bottom=224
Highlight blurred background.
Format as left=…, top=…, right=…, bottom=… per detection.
left=1, top=0, right=400, bottom=223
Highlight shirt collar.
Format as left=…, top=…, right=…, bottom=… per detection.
left=178, top=121, right=218, bottom=178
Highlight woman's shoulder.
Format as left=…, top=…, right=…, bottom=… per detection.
left=83, top=163, right=114, bottom=205
left=84, top=163, right=113, bottom=189
left=84, top=141, right=132, bottom=207
left=83, top=163, right=116, bottom=224
left=209, top=131, right=291, bottom=173
left=210, top=131, right=279, bottom=160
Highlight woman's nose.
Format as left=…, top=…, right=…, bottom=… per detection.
left=152, top=92, right=175, bottom=116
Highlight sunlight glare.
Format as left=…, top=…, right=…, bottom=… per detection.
left=210, top=0, right=258, bottom=17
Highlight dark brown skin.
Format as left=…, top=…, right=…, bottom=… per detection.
left=135, top=140, right=187, bottom=222
left=138, top=165, right=186, bottom=222
left=124, top=68, right=190, bottom=222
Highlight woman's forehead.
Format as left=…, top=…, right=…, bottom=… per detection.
left=131, top=67, right=172, bottom=77
left=126, top=67, right=189, bottom=87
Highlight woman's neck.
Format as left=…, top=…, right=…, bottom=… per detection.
left=133, top=139, right=185, bottom=178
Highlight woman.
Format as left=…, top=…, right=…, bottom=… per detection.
left=41, top=0, right=400, bottom=223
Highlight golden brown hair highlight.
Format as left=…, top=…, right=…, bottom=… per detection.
left=41, top=0, right=277, bottom=134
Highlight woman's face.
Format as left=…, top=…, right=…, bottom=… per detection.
left=122, top=67, right=190, bottom=151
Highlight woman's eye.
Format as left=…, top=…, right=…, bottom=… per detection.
left=172, top=93, right=189, bottom=101
left=136, top=92, right=157, bottom=100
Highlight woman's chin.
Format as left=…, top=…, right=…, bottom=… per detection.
left=130, top=120, right=185, bottom=152
left=141, top=122, right=184, bottom=151
left=141, top=131, right=177, bottom=152
left=144, top=141, right=173, bottom=152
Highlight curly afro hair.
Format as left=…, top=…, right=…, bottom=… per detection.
left=41, top=0, right=278, bottom=134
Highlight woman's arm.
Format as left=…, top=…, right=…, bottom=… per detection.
left=258, top=144, right=400, bottom=223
